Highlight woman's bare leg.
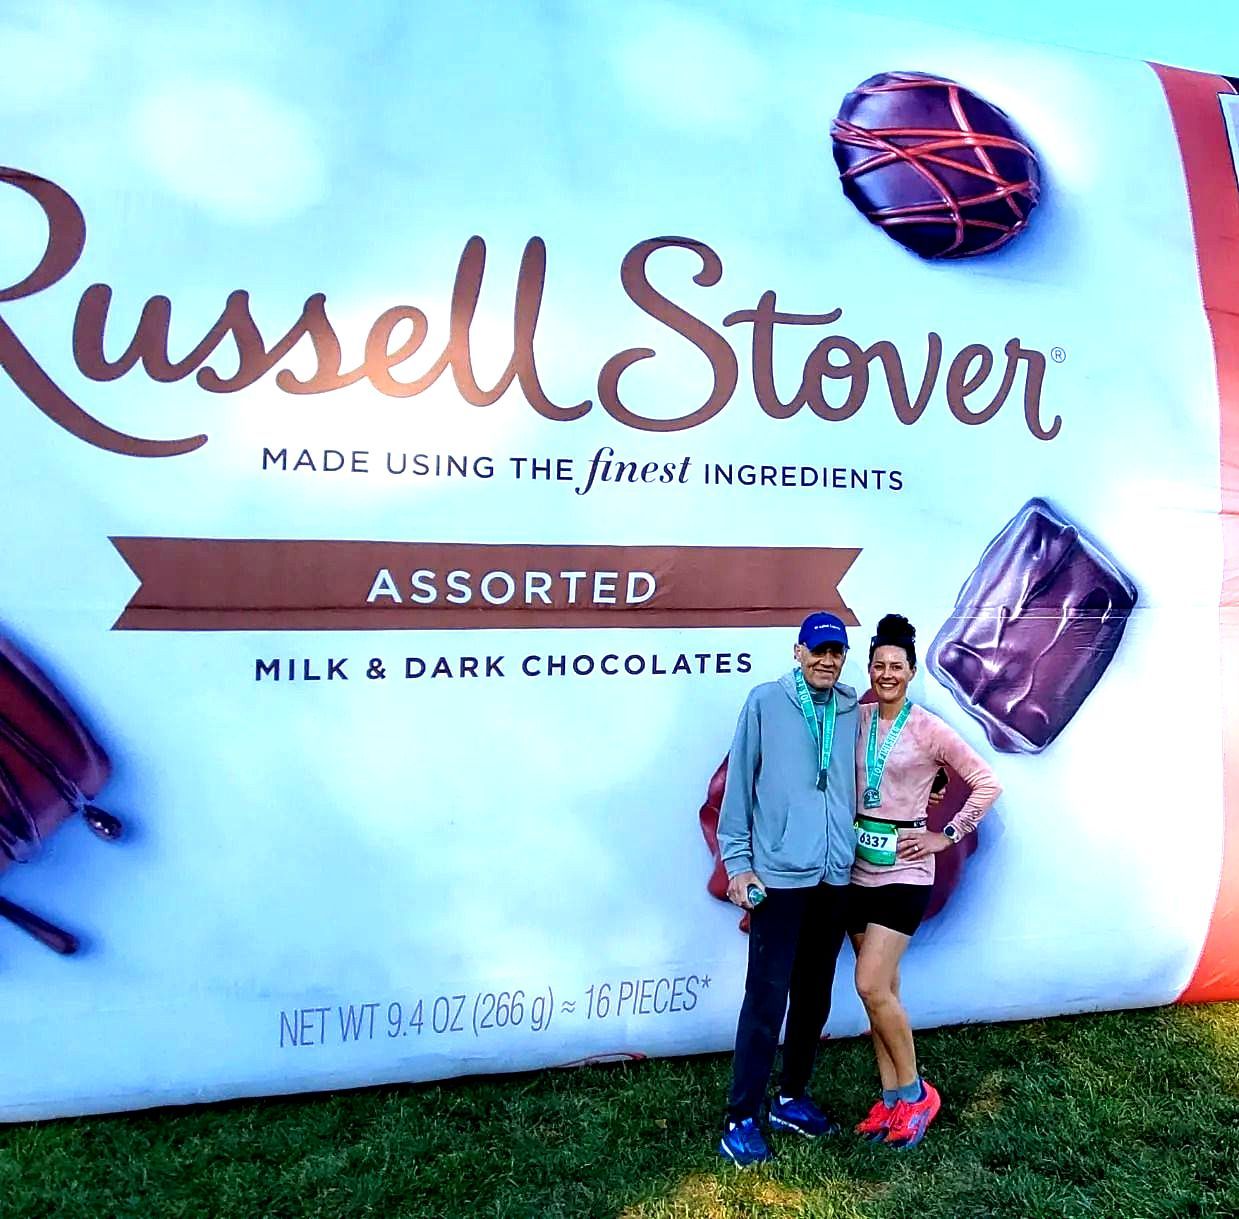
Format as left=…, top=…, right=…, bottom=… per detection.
left=854, top=924, right=917, bottom=1087
left=851, top=931, right=896, bottom=1091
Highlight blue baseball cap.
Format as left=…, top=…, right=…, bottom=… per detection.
left=798, top=612, right=849, bottom=651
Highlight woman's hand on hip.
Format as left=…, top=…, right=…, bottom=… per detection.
left=897, top=830, right=950, bottom=861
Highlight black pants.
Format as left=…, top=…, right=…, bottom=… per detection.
left=727, top=882, right=849, bottom=1120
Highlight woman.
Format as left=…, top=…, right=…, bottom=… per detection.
left=849, top=614, right=1000, bottom=1149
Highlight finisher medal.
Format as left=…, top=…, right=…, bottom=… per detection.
left=864, top=703, right=912, bottom=811
left=794, top=670, right=836, bottom=792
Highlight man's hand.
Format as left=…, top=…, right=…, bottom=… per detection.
left=727, top=870, right=764, bottom=910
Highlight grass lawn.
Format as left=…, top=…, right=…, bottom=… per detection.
left=2, top=1003, right=1238, bottom=1218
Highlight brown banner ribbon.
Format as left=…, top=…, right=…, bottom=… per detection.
left=110, top=538, right=860, bottom=631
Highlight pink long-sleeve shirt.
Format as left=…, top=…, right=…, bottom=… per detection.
left=852, top=702, right=1001, bottom=888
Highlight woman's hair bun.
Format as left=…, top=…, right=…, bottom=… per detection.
left=869, top=613, right=917, bottom=667
left=874, top=613, right=916, bottom=646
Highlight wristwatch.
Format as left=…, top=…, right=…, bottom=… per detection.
left=942, top=823, right=961, bottom=844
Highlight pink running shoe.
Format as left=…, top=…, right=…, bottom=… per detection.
left=855, top=1097, right=895, bottom=1142
left=884, top=1081, right=941, bottom=1149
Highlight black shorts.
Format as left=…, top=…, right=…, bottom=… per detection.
left=846, top=883, right=931, bottom=938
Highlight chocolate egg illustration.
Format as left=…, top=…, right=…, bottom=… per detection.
left=831, top=71, right=1041, bottom=259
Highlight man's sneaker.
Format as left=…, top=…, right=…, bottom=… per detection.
left=718, top=1116, right=772, bottom=1165
left=855, top=1097, right=895, bottom=1142
left=883, top=1080, right=941, bottom=1149
left=769, top=1094, right=839, bottom=1138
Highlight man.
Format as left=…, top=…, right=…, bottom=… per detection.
left=716, top=611, right=859, bottom=1165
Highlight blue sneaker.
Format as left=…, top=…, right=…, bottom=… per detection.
left=769, top=1094, right=839, bottom=1138
left=718, top=1116, right=772, bottom=1165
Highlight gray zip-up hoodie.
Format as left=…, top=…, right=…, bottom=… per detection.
left=717, top=671, right=859, bottom=888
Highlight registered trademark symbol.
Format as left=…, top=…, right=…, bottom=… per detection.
left=1051, top=347, right=1067, bottom=363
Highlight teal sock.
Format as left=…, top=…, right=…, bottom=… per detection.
left=881, top=1089, right=898, bottom=1109
left=896, top=1077, right=925, bottom=1104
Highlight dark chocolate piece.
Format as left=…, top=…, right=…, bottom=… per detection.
left=831, top=71, right=1041, bottom=259
left=922, top=763, right=979, bottom=921
left=699, top=756, right=751, bottom=932
left=0, top=637, right=121, bottom=953
left=928, top=499, right=1137, bottom=753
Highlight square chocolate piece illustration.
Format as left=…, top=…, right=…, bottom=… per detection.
left=928, top=499, right=1137, bottom=753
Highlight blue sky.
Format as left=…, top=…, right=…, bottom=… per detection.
left=860, top=0, right=1239, bottom=75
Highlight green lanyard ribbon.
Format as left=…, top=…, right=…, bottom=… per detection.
left=862, top=702, right=912, bottom=810
left=793, top=670, right=837, bottom=792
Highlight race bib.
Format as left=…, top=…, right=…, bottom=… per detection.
left=854, top=817, right=898, bottom=866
